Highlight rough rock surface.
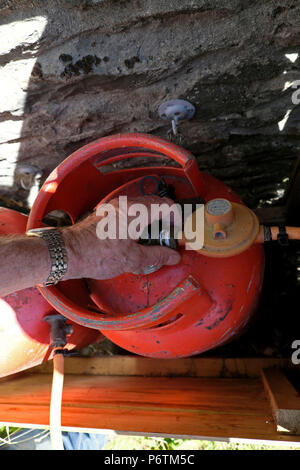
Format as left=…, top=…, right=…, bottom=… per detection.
left=0, top=0, right=299, bottom=208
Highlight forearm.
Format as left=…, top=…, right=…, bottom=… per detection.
left=0, top=234, right=51, bottom=297
left=0, top=229, right=86, bottom=297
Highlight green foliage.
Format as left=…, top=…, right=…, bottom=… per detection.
left=104, top=435, right=300, bottom=451
left=0, top=426, right=21, bottom=441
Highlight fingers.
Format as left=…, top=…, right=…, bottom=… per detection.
left=136, top=244, right=181, bottom=269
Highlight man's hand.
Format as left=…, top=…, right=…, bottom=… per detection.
left=62, top=196, right=181, bottom=280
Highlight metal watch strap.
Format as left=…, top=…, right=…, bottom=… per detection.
left=27, top=228, right=68, bottom=286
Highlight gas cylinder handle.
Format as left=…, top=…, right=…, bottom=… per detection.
left=85, top=133, right=192, bottom=166
left=76, top=133, right=204, bottom=196
left=40, top=275, right=213, bottom=331
left=27, top=133, right=205, bottom=229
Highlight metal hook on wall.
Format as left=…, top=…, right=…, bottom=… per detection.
left=158, top=99, right=195, bottom=144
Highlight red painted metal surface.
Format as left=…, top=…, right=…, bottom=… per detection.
left=27, top=133, right=265, bottom=358
left=0, top=208, right=101, bottom=377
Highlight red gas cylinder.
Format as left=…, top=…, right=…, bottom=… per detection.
left=27, top=133, right=265, bottom=358
left=0, top=207, right=101, bottom=377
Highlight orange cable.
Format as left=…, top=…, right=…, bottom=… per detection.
left=255, top=226, right=300, bottom=244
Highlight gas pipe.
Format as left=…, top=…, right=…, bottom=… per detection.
left=0, top=207, right=101, bottom=377
left=24, top=132, right=282, bottom=359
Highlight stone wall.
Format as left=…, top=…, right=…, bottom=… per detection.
left=0, top=0, right=299, bottom=208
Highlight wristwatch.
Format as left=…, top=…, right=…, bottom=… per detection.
left=26, top=228, right=68, bottom=286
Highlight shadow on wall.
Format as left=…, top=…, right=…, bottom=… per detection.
left=0, top=0, right=299, bottom=211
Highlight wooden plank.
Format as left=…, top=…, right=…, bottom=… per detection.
left=0, top=372, right=299, bottom=442
left=261, top=368, right=300, bottom=435
left=31, top=356, right=293, bottom=378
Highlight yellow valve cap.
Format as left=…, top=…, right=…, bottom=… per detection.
left=182, top=199, right=260, bottom=258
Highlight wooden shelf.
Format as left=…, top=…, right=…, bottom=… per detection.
left=0, top=356, right=299, bottom=442
left=262, top=368, right=300, bottom=435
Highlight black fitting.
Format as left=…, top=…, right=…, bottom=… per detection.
left=158, top=177, right=176, bottom=200
left=277, top=225, right=289, bottom=246
left=44, top=314, right=73, bottom=349
left=53, top=348, right=79, bottom=357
